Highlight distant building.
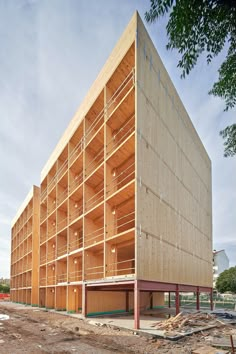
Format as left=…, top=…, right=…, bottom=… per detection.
left=0, top=278, right=10, bottom=286
left=213, top=250, right=229, bottom=288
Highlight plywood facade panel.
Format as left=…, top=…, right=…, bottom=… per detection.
left=87, top=291, right=125, bottom=313
left=136, top=14, right=212, bottom=287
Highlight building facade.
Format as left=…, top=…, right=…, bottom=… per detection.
left=10, top=186, right=40, bottom=306
left=11, top=12, right=213, bottom=329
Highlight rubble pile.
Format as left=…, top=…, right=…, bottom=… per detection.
left=153, top=312, right=221, bottom=331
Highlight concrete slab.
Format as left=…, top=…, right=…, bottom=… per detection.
left=82, top=314, right=236, bottom=341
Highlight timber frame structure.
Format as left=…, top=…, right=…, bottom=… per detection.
left=10, top=12, right=213, bottom=329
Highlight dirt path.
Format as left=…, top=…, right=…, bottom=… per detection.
left=0, top=302, right=235, bottom=353
left=0, top=302, right=157, bottom=353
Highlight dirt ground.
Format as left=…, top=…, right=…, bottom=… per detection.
left=0, top=302, right=235, bottom=353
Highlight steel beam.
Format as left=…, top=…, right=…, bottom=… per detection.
left=175, top=285, right=180, bottom=315
left=210, top=288, right=213, bottom=311
left=196, top=286, right=200, bottom=310
left=134, top=280, right=140, bottom=329
left=126, top=291, right=129, bottom=312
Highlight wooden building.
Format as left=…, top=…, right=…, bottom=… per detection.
left=11, top=12, right=212, bottom=329
left=10, top=186, right=40, bottom=306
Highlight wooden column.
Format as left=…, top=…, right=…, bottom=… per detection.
left=82, top=284, right=87, bottom=317
left=134, top=280, right=140, bottom=329
left=168, top=292, right=171, bottom=308
left=196, top=287, right=200, bottom=311
left=75, top=288, right=78, bottom=313
left=175, top=285, right=180, bottom=315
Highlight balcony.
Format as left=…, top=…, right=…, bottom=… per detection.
left=57, top=202, right=68, bottom=233
left=41, top=187, right=47, bottom=203
left=47, top=238, right=56, bottom=262
left=48, top=187, right=57, bottom=216
left=26, top=271, right=32, bottom=287
left=40, top=201, right=47, bottom=224
left=48, top=212, right=56, bottom=239
left=68, top=253, right=82, bottom=282
left=85, top=131, right=104, bottom=179
left=68, top=219, right=83, bottom=253
left=27, top=204, right=33, bottom=222
left=47, top=264, right=56, bottom=286
left=69, top=123, right=84, bottom=166
left=57, top=259, right=67, bottom=284
left=57, top=147, right=68, bottom=182
left=69, top=154, right=83, bottom=195
left=85, top=90, right=104, bottom=145
left=40, top=244, right=46, bottom=265
left=106, top=47, right=135, bottom=117
left=40, top=220, right=47, bottom=244
left=84, top=165, right=104, bottom=213
left=27, top=235, right=32, bottom=253
left=106, top=155, right=135, bottom=198
left=57, top=229, right=67, bottom=258
left=84, top=244, right=104, bottom=281
left=47, top=164, right=57, bottom=194
left=84, top=205, right=104, bottom=248
left=39, top=266, right=46, bottom=286
left=105, top=238, right=135, bottom=278
left=69, top=186, right=83, bottom=224
left=57, top=174, right=68, bottom=207
left=41, top=177, right=47, bottom=202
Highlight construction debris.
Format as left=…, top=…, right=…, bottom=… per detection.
left=211, top=335, right=236, bottom=349
left=152, top=312, right=222, bottom=332
left=192, top=346, right=229, bottom=354
left=213, top=311, right=236, bottom=319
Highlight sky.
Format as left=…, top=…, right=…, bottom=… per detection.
left=0, top=0, right=235, bottom=279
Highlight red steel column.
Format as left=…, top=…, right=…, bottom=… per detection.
left=196, top=286, right=200, bottom=310
left=126, top=291, right=129, bottom=312
left=150, top=292, right=153, bottom=309
left=134, top=280, right=140, bottom=329
left=175, top=285, right=180, bottom=315
left=210, top=289, right=213, bottom=311
left=168, top=292, right=171, bottom=308
left=82, top=284, right=87, bottom=317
